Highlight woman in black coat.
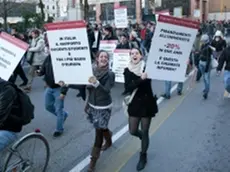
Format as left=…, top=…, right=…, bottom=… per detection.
left=123, top=48, right=158, bottom=171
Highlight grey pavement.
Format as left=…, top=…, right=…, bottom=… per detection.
left=14, top=73, right=168, bottom=172
left=100, top=72, right=230, bottom=172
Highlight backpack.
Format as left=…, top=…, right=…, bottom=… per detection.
left=9, top=83, right=34, bottom=125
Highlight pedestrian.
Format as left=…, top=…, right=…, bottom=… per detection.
left=24, top=29, right=46, bottom=93
left=123, top=48, right=158, bottom=171
left=36, top=54, right=69, bottom=137
left=217, top=38, right=230, bottom=94
left=199, top=34, right=213, bottom=99
left=86, top=50, right=115, bottom=172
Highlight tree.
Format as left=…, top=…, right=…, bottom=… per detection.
left=79, top=0, right=89, bottom=21
left=38, top=0, right=45, bottom=23
left=0, top=0, right=17, bottom=31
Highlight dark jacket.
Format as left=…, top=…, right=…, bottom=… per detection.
left=123, top=68, right=158, bottom=117
left=199, top=43, right=212, bottom=72
left=87, top=71, right=115, bottom=107
left=0, top=79, right=23, bottom=132
left=116, top=42, right=130, bottom=49
left=103, top=34, right=117, bottom=40
left=38, top=55, right=68, bottom=95
left=211, top=39, right=226, bottom=52
left=217, top=46, right=230, bottom=71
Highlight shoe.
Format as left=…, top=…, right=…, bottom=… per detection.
left=203, top=93, right=208, bottom=100
left=136, top=153, right=147, bottom=171
left=53, top=131, right=63, bottom=137
left=101, top=130, right=113, bottom=151
left=177, top=91, right=182, bottom=96
left=161, top=94, right=170, bottom=99
left=87, top=147, right=101, bottom=172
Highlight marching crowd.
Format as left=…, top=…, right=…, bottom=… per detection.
left=0, top=19, right=230, bottom=172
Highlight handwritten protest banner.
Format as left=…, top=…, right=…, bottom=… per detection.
left=45, top=21, right=93, bottom=84
left=99, top=40, right=117, bottom=69
left=114, top=6, right=128, bottom=28
left=146, top=15, right=199, bottom=82
left=112, top=49, right=130, bottom=83
left=0, top=32, right=28, bottom=81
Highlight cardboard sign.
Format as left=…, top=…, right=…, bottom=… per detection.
left=112, top=49, right=130, bottom=83
left=99, top=40, right=117, bottom=69
left=0, top=32, right=28, bottom=81
left=114, top=6, right=128, bottom=28
left=146, top=15, right=199, bottom=82
left=44, top=21, right=93, bottom=84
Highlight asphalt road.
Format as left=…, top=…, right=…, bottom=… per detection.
left=94, top=71, right=230, bottom=172
left=17, top=73, right=168, bottom=172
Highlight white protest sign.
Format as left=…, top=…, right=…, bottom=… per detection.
left=45, top=21, right=93, bottom=85
left=146, top=15, right=199, bottom=82
left=0, top=32, right=28, bottom=81
left=112, top=49, right=130, bottom=83
left=114, top=6, right=128, bottom=28
left=99, top=40, right=117, bottom=68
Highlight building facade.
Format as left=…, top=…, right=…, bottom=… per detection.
left=208, top=0, right=230, bottom=20
left=36, top=0, right=68, bottom=21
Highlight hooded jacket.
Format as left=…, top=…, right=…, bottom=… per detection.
left=0, top=79, right=23, bottom=132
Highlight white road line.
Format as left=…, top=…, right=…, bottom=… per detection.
left=70, top=71, right=195, bottom=172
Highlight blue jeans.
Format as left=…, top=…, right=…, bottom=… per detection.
left=165, top=81, right=183, bottom=97
left=0, top=130, right=17, bottom=151
left=199, top=62, right=211, bottom=95
left=44, top=87, right=68, bottom=132
left=224, top=71, right=230, bottom=93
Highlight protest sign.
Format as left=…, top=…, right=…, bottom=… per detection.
left=0, top=32, right=28, bottom=81
left=146, top=15, right=199, bottom=82
left=44, top=20, right=93, bottom=85
left=112, top=49, right=130, bottom=83
left=114, top=6, right=128, bottom=28
left=99, top=40, right=117, bottom=68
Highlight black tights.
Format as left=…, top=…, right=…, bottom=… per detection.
left=129, top=117, right=152, bottom=153
left=93, top=128, right=109, bottom=148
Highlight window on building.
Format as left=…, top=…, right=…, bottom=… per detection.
left=53, top=14, right=55, bottom=17
left=53, top=6, right=55, bottom=10
left=47, top=5, right=49, bottom=9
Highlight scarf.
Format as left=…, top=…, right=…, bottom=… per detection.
left=128, top=60, right=145, bottom=76
left=93, top=62, right=109, bottom=80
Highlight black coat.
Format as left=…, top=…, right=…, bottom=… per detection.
left=123, top=68, right=158, bottom=118
left=0, top=79, right=23, bottom=132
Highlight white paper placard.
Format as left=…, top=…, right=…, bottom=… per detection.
left=112, top=49, right=130, bottom=83
left=146, top=15, right=199, bottom=82
left=114, top=6, right=128, bottom=28
left=0, top=32, right=29, bottom=81
left=99, top=40, right=117, bottom=69
left=45, top=21, right=93, bottom=85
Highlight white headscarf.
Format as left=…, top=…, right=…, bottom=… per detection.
left=128, top=60, right=145, bottom=76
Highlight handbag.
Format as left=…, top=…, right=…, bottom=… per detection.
left=122, top=88, right=138, bottom=117
left=211, top=55, right=218, bottom=69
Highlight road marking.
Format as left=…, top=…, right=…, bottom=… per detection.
left=70, top=71, right=195, bottom=172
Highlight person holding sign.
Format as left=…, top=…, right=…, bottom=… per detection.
left=85, top=50, right=115, bottom=172
left=123, top=48, right=158, bottom=171
left=36, top=54, right=69, bottom=137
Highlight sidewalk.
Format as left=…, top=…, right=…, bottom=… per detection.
left=94, top=72, right=230, bottom=172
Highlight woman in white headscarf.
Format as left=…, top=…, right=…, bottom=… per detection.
left=211, top=30, right=227, bottom=60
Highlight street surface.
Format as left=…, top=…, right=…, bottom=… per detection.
left=14, top=69, right=230, bottom=172
left=94, top=71, right=230, bottom=172
left=18, top=73, right=166, bottom=172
